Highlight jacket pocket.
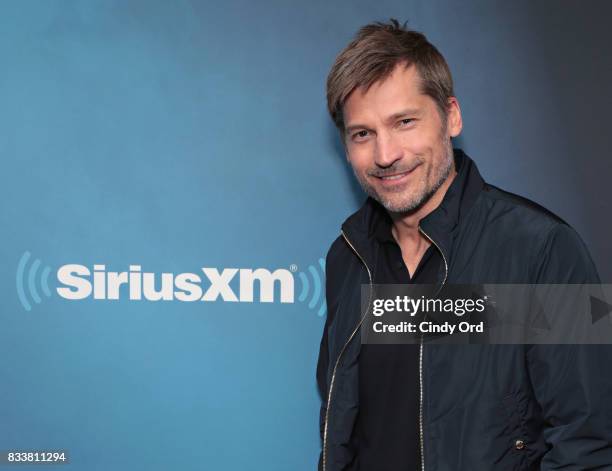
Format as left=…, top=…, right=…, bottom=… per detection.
left=501, top=392, right=530, bottom=468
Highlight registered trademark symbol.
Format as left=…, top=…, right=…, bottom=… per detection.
left=289, top=264, right=298, bottom=272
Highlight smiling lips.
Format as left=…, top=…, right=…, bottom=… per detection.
left=374, top=163, right=420, bottom=186
left=381, top=173, right=408, bottom=180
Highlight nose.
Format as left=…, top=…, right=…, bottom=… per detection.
left=374, top=130, right=403, bottom=168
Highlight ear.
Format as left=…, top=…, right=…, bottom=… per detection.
left=446, top=97, right=463, bottom=138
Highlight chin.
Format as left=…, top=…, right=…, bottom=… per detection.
left=380, top=186, right=432, bottom=212
left=379, top=196, right=419, bottom=213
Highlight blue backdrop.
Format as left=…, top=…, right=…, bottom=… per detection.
left=1, top=1, right=610, bottom=470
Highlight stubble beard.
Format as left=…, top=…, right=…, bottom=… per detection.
left=353, top=138, right=454, bottom=214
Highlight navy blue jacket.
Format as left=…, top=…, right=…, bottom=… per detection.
left=317, top=149, right=612, bottom=470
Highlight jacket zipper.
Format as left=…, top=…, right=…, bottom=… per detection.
left=322, top=230, right=373, bottom=471
left=322, top=228, right=448, bottom=471
left=417, top=226, right=449, bottom=471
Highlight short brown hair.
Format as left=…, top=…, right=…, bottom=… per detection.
left=326, top=19, right=454, bottom=134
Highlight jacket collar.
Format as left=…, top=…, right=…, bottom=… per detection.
left=340, top=148, right=485, bottom=269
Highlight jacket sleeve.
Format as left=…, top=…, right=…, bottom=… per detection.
left=527, top=223, right=612, bottom=469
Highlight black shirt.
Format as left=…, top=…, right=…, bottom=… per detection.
left=353, top=214, right=442, bottom=471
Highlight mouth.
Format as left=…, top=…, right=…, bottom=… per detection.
left=373, top=164, right=420, bottom=187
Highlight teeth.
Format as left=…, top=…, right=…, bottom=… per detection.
left=382, top=173, right=406, bottom=180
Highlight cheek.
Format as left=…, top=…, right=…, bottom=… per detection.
left=399, top=125, right=442, bottom=155
left=347, top=148, right=372, bottom=171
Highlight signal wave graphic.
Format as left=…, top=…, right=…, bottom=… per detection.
left=297, top=258, right=326, bottom=317
left=16, top=251, right=52, bottom=311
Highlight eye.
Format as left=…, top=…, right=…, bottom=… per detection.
left=399, top=118, right=414, bottom=127
left=353, top=130, right=369, bottom=140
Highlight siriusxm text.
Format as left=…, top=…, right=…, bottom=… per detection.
left=56, top=264, right=294, bottom=303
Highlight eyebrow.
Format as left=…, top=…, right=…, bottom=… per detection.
left=344, top=108, right=422, bottom=135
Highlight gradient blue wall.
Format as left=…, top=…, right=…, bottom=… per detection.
left=1, top=1, right=610, bottom=470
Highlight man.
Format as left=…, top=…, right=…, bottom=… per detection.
left=316, top=19, right=612, bottom=471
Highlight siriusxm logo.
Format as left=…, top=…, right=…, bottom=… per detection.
left=56, top=264, right=294, bottom=303
left=16, top=251, right=326, bottom=316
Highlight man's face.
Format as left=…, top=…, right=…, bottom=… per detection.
left=342, top=62, right=462, bottom=213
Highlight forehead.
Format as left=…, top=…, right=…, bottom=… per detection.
left=343, top=63, right=429, bottom=123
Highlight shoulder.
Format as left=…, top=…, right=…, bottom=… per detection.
left=326, top=234, right=350, bottom=266
left=324, top=235, right=353, bottom=289
left=477, top=183, right=599, bottom=282
left=481, top=183, right=567, bottom=229
left=324, top=232, right=368, bottom=300
left=474, top=182, right=570, bottom=246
